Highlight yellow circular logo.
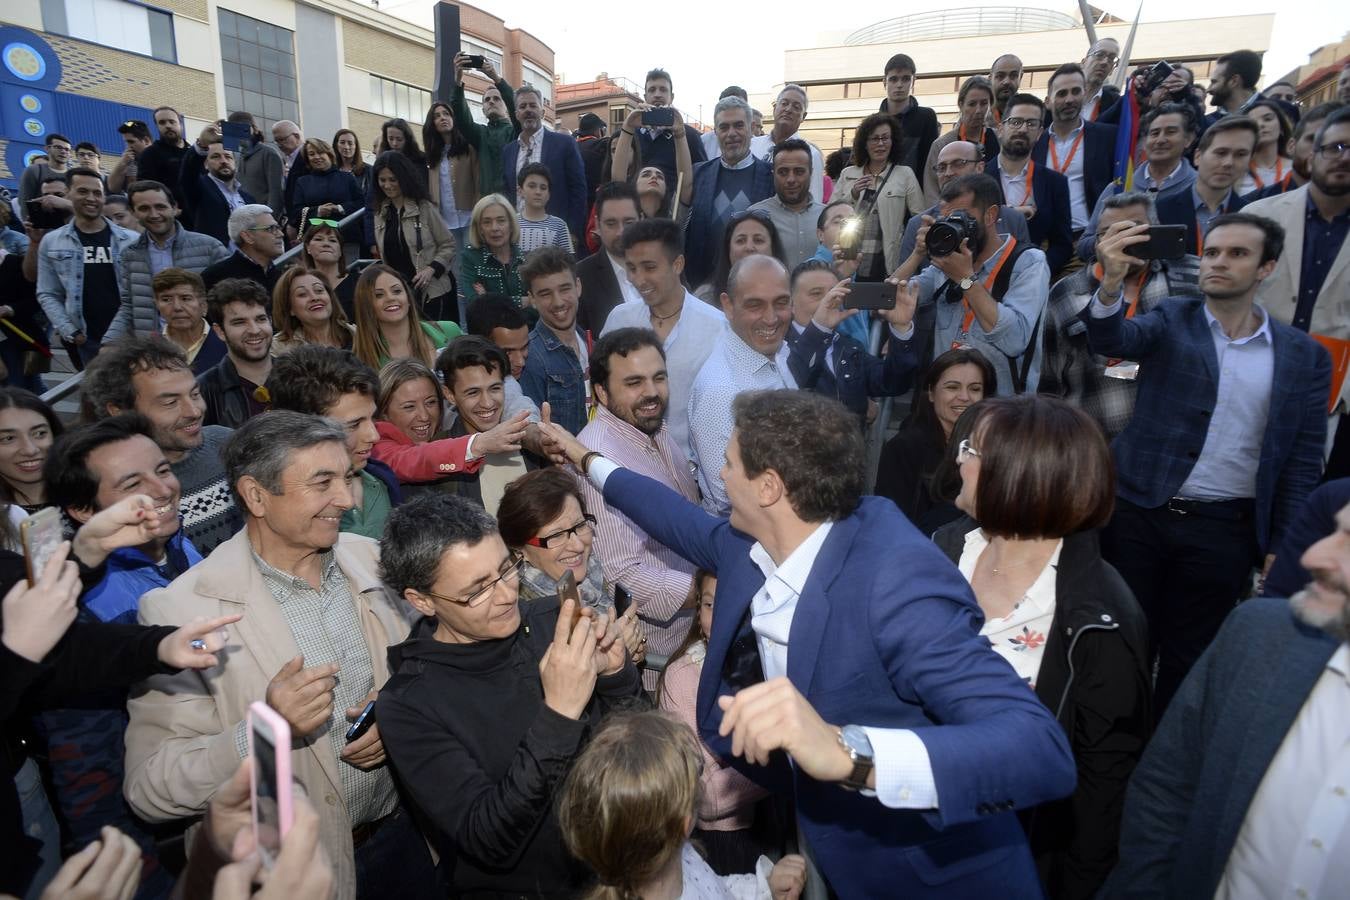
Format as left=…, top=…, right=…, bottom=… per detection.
left=20, top=94, right=41, bottom=113
left=3, top=44, right=46, bottom=82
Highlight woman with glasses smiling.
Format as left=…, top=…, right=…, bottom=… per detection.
left=835, top=112, right=924, bottom=278
left=376, top=492, right=644, bottom=898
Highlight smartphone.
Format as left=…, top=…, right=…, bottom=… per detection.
left=21, top=507, right=63, bottom=587
left=556, top=570, right=582, bottom=631
left=25, top=199, right=69, bottom=230
left=220, top=121, right=252, bottom=153
left=1145, top=60, right=1175, bottom=93
left=465, top=54, right=486, bottom=69
left=613, top=585, right=633, bottom=618
left=641, top=107, right=675, bottom=127
left=1126, top=224, right=1188, bottom=261
left=247, top=702, right=293, bottom=869
left=843, top=280, right=897, bottom=311
left=344, top=699, right=377, bottom=743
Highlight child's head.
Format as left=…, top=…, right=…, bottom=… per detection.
left=517, top=162, right=552, bottom=212
left=559, top=711, right=701, bottom=898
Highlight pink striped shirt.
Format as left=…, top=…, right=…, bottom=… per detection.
left=576, top=405, right=701, bottom=681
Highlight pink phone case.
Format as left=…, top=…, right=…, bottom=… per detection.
left=247, top=701, right=293, bottom=861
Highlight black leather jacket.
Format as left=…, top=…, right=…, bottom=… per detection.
left=197, top=356, right=270, bottom=429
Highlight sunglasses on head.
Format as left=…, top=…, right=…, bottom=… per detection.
left=308, top=218, right=341, bottom=228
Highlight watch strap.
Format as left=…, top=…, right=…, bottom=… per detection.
left=837, top=727, right=875, bottom=792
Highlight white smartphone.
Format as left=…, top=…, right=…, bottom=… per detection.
left=247, top=701, right=293, bottom=869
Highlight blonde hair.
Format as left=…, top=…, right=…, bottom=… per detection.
left=302, top=137, right=337, bottom=168
left=467, top=193, right=519, bottom=249
left=559, top=711, right=702, bottom=900
left=351, top=264, right=435, bottom=369
left=271, top=267, right=352, bottom=349
left=376, top=358, right=445, bottom=433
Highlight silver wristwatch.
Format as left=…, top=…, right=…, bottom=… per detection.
left=838, top=725, right=875, bottom=792
left=958, top=275, right=976, bottom=292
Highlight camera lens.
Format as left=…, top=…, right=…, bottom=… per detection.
left=927, top=221, right=961, bottom=257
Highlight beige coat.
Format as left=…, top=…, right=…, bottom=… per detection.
left=373, top=197, right=458, bottom=300
left=123, top=530, right=411, bottom=900
left=835, top=164, right=926, bottom=275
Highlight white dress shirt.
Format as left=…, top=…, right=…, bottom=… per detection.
left=688, top=329, right=797, bottom=514
left=1216, top=644, right=1350, bottom=900
left=600, top=291, right=727, bottom=461
left=587, top=458, right=938, bottom=810
left=606, top=252, right=643, bottom=306
left=1049, top=124, right=1089, bottom=229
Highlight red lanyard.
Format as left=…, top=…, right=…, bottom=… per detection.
left=958, top=238, right=1019, bottom=337
left=1248, top=158, right=1284, bottom=190
left=1049, top=129, right=1084, bottom=174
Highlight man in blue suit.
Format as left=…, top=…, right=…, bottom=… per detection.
left=1154, top=116, right=1255, bottom=255
left=685, top=96, right=775, bottom=289
left=1099, top=504, right=1350, bottom=898
left=540, top=390, right=1076, bottom=898
left=501, top=86, right=587, bottom=241
left=1084, top=212, right=1330, bottom=715
left=1031, top=64, right=1117, bottom=237
left=991, top=94, right=1074, bottom=275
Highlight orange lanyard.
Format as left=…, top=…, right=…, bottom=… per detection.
left=1248, top=158, right=1284, bottom=190
left=992, top=108, right=1002, bottom=126
left=958, top=123, right=986, bottom=145
left=1093, top=264, right=1150, bottom=319
left=959, top=238, right=1019, bottom=335
left=1009, top=159, right=1035, bottom=206
left=1049, top=129, right=1084, bottom=174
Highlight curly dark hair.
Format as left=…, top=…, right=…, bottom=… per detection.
left=850, top=113, right=905, bottom=168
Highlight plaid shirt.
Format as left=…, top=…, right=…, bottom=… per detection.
left=250, top=550, right=398, bottom=826
left=1040, top=256, right=1201, bottom=438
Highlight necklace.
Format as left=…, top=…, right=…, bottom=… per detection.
left=649, top=303, right=682, bottom=324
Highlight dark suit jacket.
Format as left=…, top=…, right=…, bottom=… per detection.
left=1263, top=477, right=1350, bottom=598
left=684, top=156, right=775, bottom=288
left=1098, top=597, right=1340, bottom=899
left=785, top=322, right=919, bottom=418
left=990, top=158, right=1074, bottom=274
left=501, top=130, right=588, bottom=239
left=1153, top=188, right=1249, bottom=255
left=599, top=467, right=1077, bottom=898
left=1031, top=121, right=1118, bottom=218
left=1082, top=298, right=1330, bottom=552
left=575, top=250, right=624, bottom=336
left=178, top=150, right=255, bottom=246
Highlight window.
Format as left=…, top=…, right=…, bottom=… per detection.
left=609, top=106, right=628, bottom=128
left=367, top=74, right=431, bottom=123
left=521, top=60, right=553, bottom=107
left=808, top=83, right=846, bottom=101
left=220, top=9, right=298, bottom=134
left=42, top=0, right=176, bottom=62
left=460, top=36, right=503, bottom=73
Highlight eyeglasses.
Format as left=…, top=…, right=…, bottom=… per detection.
left=933, top=159, right=980, bottom=175
left=956, top=438, right=981, bottom=463
left=526, top=515, right=596, bottom=549
left=1314, top=142, right=1350, bottom=159
left=424, top=552, right=524, bottom=608
left=247, top=223, right=282, bottom=234
left=867, top=134, right=893, bottom=144
left=1088, top=50, right=1119, bottom=63
left=1002, top=117, right=1042, bottom=130
left=308, top=217, right=341, bottom=227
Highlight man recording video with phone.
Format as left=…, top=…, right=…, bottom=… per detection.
left=889, top=173, right=1049, bottom=395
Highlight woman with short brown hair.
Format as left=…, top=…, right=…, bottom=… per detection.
left=933, top=394, right=1150, bottom=900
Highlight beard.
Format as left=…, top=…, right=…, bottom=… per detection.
left=618, top=396, right=666, bottom=436
left=1289, top=587, right=1350, bottom=642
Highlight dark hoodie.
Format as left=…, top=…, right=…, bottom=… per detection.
left=377, top=595, right=645, bottom=898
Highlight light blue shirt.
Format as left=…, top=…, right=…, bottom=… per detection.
left=915, top=236, right=1050, bottom=395
left=1193, top=184, right=1236, bottom=241
left=1090, top=293, right=1274, bottom=499
left=147, top=234, right=175, bottom=276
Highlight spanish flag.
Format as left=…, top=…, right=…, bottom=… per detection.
left=1112, top=88, right=1142, bottom=191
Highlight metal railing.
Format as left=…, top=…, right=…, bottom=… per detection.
left=275, top=207, right=368, bottom=268
left=40, top=368, right=84, bottom=407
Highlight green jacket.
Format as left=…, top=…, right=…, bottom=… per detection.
left=452, top=79, right=519, bottom=198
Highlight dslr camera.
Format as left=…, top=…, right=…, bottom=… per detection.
left=926, top=211, right=979, bottom=257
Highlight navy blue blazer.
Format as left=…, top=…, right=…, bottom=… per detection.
left=684, top=156, right=775, bottom=288
left=785, top=323, right=919, bottom=418
left=1082, top=298, right=1330, bottom=552
left=1153, top=188, right=1249, bottom=255
left=501, top=130, right=588, bottom=240
left=179, top=149, right=255, bottom=246
left=1099, top=598, right=1339, bottom=899
left=600, top=467, right=1076, bottom=899
left=990, top=158, right=1074, bottom=274
left=1031, top=121, right=1118, bottom=219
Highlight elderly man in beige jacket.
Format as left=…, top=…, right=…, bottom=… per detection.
left=123, top=412, right=437, bottom=900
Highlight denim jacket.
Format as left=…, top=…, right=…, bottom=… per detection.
left=36, top=219, right=140, bottom=340
left=518, top=322, right=587, bottom=434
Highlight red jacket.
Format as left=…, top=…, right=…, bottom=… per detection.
left=373, top=420, right=483, bottom=483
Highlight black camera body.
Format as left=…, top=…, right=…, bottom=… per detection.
left=927, top=211, right=979, bottom=257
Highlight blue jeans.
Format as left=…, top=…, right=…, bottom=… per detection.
left=0, top=338, right=45, bottom=393
left=450, top=224, right=469, bottom=324
left=16, top=758, right=62, bottom=900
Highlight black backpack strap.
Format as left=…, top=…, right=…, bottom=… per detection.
left=987, top=241, right=1038, bottom=393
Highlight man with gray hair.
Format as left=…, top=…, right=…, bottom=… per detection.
left=124, top=410, right=440, bottom=900
left=1040, top=191, right=1201, bottom=438
left=689, top=254, right=797, bottom=513
left=685, top=94, right=775, bottom=288
left=201, top=203, right=284, bottom=291
left=502, top=85, right=587, bottom=239
left=751, top=84, right=825, bottom=203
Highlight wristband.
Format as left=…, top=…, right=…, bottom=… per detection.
left=580, top=451, right=603, bottom=475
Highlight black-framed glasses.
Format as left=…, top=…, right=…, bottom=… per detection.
left=308, top=217, right=341, bottom=227
left=1314, top=142, right=1350, bottom=159
left=246, top=223, right=282, bottom=234
left=527, top=515, right=596, bottom=549
left=933, top=158, right=979, bottom=175
left=1002, top=117, right=1042, bottom=130
left=424, top=552, right=524, bottom=608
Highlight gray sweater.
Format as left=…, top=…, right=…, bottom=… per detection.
left=172, top=425, right=242, bottom=555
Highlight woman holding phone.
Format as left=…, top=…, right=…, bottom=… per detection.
left=375, top=493, right=643, bottom=899
left=835, top=113, right=924, bottom=279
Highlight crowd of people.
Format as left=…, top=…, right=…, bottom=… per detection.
left=1, top=32, right=1349, bottom=900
